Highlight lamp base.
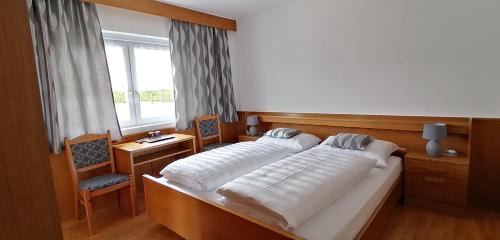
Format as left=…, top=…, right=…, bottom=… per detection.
left=248, top=126, right=258, bottom=136
left=426, top=140, right=443, bottom=157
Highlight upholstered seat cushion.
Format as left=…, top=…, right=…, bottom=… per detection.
left=202, top=143, right=233, bottom=152
left=78, top=173, right=129, bottom=191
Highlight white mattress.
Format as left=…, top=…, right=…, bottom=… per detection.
left=160, top=156, right=402, bottom=240
left=294, top=156, right=402, bottom=240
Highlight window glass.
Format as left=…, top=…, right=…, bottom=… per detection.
left=103, top=33, right=174, bottom=128
left=133, top=45, right=175, bottom=121
left=105, top=43, right=132, bottom=123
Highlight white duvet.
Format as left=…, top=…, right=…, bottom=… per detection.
left=216, top=146, right=377, bottom=230
left=159, top=142, right=293, bottom=191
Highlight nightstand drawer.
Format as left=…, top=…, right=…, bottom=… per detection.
left=405, top=158, right=468, bottom=179
left=238, top=134, right=262, bottom=142
left=405, top=172, right=468, bottom=205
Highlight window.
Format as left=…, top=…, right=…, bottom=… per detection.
left=103, top=31, right=175, bottom=129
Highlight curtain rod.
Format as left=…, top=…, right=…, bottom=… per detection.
left=80, top=0, right=237, bottom=31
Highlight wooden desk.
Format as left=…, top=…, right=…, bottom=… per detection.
left=113, top=134, right=196, bottom=212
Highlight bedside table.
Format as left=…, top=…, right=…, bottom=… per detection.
left=238, top=134, right=262, bottom=142
left=404, top=152, right=470, bottom=215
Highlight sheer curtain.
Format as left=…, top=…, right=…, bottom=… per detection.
left=169, top=20, right=238, bottom=130
left=28, top=0, right=121, bottom=153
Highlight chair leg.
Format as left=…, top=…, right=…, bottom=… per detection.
left=129, top=179, right=136, bottom=216
left=83, top=190, right=95, bottom=235
left=75, top=194, right=81, bottom=220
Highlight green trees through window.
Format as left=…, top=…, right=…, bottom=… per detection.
left=113, top=90, right=174, bottom=104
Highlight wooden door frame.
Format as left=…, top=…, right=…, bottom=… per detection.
left=0, top=1, right=63, bottom=239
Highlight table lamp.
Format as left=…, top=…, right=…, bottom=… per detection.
left=247, top=115, right=259, bottom=136
left=422, top=123, right=447, bottom=156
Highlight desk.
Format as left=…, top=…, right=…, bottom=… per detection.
left=113, top=133, right=196, bottom=212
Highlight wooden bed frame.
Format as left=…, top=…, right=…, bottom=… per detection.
left=142, top=148, right=406, bottom=240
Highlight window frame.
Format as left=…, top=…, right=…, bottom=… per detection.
left=103, top=31, right=175, bottom=130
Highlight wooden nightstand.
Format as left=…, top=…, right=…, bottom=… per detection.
left=238, top=134, right=262, bottom=142
left=404, top=152, right=470, bottom=215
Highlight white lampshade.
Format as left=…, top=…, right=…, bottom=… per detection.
left=247, top=115, right=259, bottom=126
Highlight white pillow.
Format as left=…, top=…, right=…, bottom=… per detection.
left=319, top=136, right=336, bottom=146
left=320, top=137, right=399, bottom=168
left=256, top=133, right=321, bottom=153
left=364, top=140, right=400, bottom=167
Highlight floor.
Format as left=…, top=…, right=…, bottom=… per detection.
left=62, top=201, right=182, bottom=240
left=380, top=206, right=500, bottom=240
left=63, top=204, right=500, bottom=240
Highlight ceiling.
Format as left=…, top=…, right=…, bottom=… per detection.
left=157, top=0, right=292, bottom=19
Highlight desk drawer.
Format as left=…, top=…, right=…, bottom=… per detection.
left=405, top=172, right=468, bottom=205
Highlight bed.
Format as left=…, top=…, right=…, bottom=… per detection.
left=158, top=133, right=320, bottom=191
left=143, top=143, right=406, bottom=240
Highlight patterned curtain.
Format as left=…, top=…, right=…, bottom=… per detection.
left=169, top=20, right=238, bottom=130
left=28, top=0, right=122, bottom=153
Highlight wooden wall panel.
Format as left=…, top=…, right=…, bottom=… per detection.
left=220, top=112, right=247, bottom=142
left=247, top=112, right=470, bottom=155
left=265, top=122, right=468, bottom=154
left=469, top=119, right=500, bottom=210
left=257, top=113, right=470, bottom=134
left=0, top=1, right=62, bottom=238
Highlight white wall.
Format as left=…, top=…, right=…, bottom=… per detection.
left=229, top=0, right=500, bottom=117
left=96, top=5, right=169, bottom=38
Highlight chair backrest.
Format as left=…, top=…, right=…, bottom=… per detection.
left=195, top=114, right=222, bottom=150
left=64, top=130, right=115, bottom=188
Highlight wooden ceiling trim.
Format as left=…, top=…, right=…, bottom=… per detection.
left=81, top=0, right=237, bottom=31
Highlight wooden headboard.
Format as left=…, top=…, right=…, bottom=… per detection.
left=240, top=111, right=470, bottom=156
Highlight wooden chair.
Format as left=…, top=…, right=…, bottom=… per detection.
left=195, top=114, right=232, bottom=152
left=64, top=130, right=136, bottom=235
